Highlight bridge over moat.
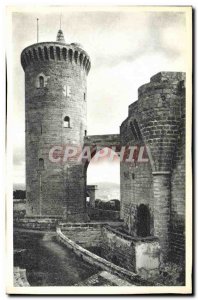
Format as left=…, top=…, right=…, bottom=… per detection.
left=84, top=134, right=120, bottom=149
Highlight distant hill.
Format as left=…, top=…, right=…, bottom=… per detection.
left=13, top=183, right=26, bottom=191
left=13, top=182, right=120, bottom=201
left=90, top=182, right=120, bottom=201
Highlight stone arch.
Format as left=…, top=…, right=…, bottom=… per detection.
left=33, top=48, right=38, bottom=61
left=63, top=116, right=70, bottom=128
left=74, top=51, right=78, bottom=64
left=38, top=47, right=44, bottom=61
left=69, top=49, right=73, bottom=63
left=83, top=142, right=120, bottom=210
left=62, top=48, right=67, bottom=60
left=44, top=46, right=49, bottom=60
left=87, top=61, right=91, bottom=73
left=50, top=46, right=54, bottom=59
left=28, top=50, right=33, bottom=63
left=56, top=47, right=61, bottom=60
left=83, top=135, right=121, bottom=171
left=83, top=56, right=87, bottom=69
left=85, top=59, right=89, bottom=70
left=79, top=53, right=84, bottom=66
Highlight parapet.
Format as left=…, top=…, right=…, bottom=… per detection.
left=138, top=71, right=186, bottom=96
left=150, top=71, right=186, bottom=83
left=21, top=41, right=91, bottom=74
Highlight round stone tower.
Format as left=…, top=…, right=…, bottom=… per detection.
left=21, top=29, right=91, bottom=220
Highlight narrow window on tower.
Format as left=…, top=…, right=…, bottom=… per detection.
left=35, top=73, right=48, bottom=88
left=39, top=158, right=44, bottom=170
left=39, top=76, right=44, bottom=88
left=64, top=116, right=70, bottom=128
left=84, top=92, right=86, bottom=101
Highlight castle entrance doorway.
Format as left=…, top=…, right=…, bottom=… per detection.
left=136, top=204, right=150, bottom=237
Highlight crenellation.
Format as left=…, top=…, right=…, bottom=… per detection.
left=21, top=42, right=91, bottom=74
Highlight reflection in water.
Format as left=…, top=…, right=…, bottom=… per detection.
left=14, top=231, right=99, bottom=286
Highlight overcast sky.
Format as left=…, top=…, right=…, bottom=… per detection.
left=11, top=8, right=187, bottom=186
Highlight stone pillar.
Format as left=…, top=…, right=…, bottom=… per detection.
left=86, top=185, right=97, bottom=208
left=152, top=171, right=170, bottom=262
left=89, top=190, right=96, bottom=208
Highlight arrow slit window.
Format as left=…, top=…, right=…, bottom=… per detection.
left=39, top=76, right=44, bottom=88
left=39, top=158, right=44, bottom=170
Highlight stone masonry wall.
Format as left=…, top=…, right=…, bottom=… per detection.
left=120, top=101, right=154, bottom=235
left=56, top=227, right=151, bottom=285
left=120, top=161, right=154, bottom=235
left=137, top=72, right=185, bottom=172
left=101, top=226, right=136, bottom=271
left=170, top=80, right=185, bottom=263
left=101, top=226, right=160, bottom=279
left=120, top=72, right=186, bottom=262
left=87, top=207, right=120, bottom=221
left=170, top=139, right=185, bottom=262
left=60, top=223, right=103, bottom=248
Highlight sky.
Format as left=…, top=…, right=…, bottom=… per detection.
left=11, top=7, right=187, bottom=187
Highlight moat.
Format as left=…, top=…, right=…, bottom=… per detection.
left=14, top=230, right=99, bottom=286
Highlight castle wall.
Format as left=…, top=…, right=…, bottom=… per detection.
left=170, top=137, right=185, bottom=262
left=101, top=226, right=160, bottom=279
left=87, top=207, right=120, bottom=221
left=120, top=102, right=154, bottom=235
left=170, top=87, right=185, bottom=262
left=56, top=227, right=152, bottom=284
left=60, top=223, right=103, bottom=248
left=56, top=225, right=160, bottom=281
left=120, top=72, right=186, bottom=262
left=120, top=161, right=154, bottom=235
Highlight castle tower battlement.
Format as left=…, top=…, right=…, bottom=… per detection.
left=21, top=42, right=91, bottom=74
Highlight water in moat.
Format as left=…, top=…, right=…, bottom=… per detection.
left=14, top=230, right=99, bottom=286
